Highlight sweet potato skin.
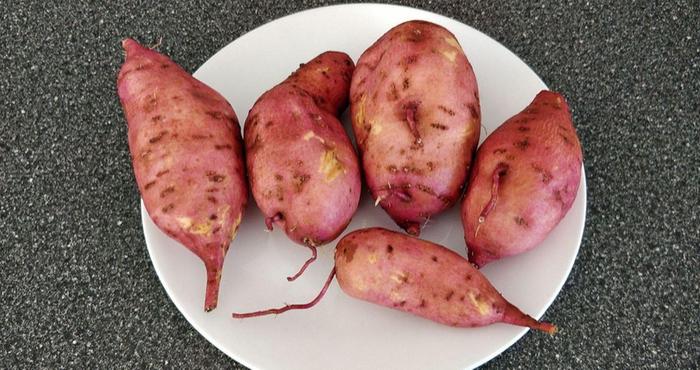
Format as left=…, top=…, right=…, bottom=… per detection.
left=335, top=228, right=553, bottom=331
left=461, top=90, right=583, bottom=267
left=117, top=39, right=247, bottom=311
left=350, top=20, right=481, bottom=235
left=245, top=52, right=360, bottom=246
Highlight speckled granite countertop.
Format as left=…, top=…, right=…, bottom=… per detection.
left=1, top=1, right=697, bottom=368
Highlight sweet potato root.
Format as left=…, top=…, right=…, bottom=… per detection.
left=350, top=20, right=481, bottom=235
left=461, top=90, right=583, bottom=267
left=233, top=228, right=556, bottom=334
left=244, top=52, right=361, bottom=280
left=117, top=39, right=247, bottom=311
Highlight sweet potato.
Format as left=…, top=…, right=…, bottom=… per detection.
left=232, top=228, right=555, bottom=334
left=350, top=20, right=480, bottom=236
left=244, top=52, right=360, bottom=280
left=117, top=39, right=247, bottom=311
left=461, top=90, right=582, bottom=267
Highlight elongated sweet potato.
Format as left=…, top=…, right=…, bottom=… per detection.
left=245, top=52, right=360, bottom=280
left=232, top=228, right=555, bottom=334
left=461, top=90, right=582, bottom=267
left=350, top=20, right=480, bottom=236
left=117, top=39, right=247, bottom=311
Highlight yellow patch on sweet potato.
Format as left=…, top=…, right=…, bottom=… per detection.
left=367, top=253, right=378, bottom=264
left=319, top=148, right=345, bottom=182
left=355, top=94, right=367, bottom=125
left=444, top=36, right=462, bottom=50
left=442, top=50, right=457, bottom=63
left=177, top=216, right=193, bottom=229
left=230, top=212, right=242, bottom=240
left=390, top=271, right=408, bottom=284
left=303, top=130, right=326, bottom=144
left=370, top=120, right=383, bottom=135
left=469, top=292, right=491, bottom=316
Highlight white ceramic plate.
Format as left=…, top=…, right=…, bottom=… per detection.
left=142, top=4, right=586, bottom=370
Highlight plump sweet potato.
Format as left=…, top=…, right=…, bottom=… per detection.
left=244, top=52, right=360, bottom=280
left=350, top=20, right=481, bottom=236
left=461, top=90, right=583, bottom=267
left=232, top=228, right=555, bottom=333
left=117, top=39, right=247, bottom=311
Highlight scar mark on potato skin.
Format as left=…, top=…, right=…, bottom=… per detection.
left=402, top=78, right=410, bottom=90
left=514, top=138, right=530, bottom=150
left=560, top=133, right=574, bottom=145
left=431, top=255, right=438, bottom=262
left=161, top=203, right=175, bottom=213
left=445, top=290, right=454, bottom=301
left=386, top=244, right=393, bottom=253
left=144, top=180, right=156, bottom=190
left=493, top=148, right=507, bottom=154
left=156, top=169, right=169, bottom=177
left=214, top=144, right=233, bottom=150
left=531, top=164, right=553, bottom=183
left=437, top=105, right=456, bottom=116
left=518, top=126, right=530, bottom=132
left=431, top=122, right=448, bottom=130
left=514, top=216, right=529, bottom=228
left=149, top=131, right=167, bottom=143
left=206, top=171, right=226, bottom=183
left=419, top=299, right=427, bottom=308
left=160, top=185, right=175, bottom=198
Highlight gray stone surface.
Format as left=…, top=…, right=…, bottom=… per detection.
left=1, top=1, right=697, bottom=368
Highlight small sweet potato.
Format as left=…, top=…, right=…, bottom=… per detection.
left=244, top=52, right=361, bottom=280
left=233, top=228, right=555, bottom=334
left=461, top=90, right=583, bottom=267
left=117, top=39, right=247, bottom=311
left=350, top=20, right=481, bottom=235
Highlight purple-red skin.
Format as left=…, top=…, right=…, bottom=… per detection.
left=350, top=20, right=481, bottom=236
left=117, top=39, right=248, bottom=311
left=334, top=228, right=556, bottom=333
left=461, top=90, right=583, bottom=267
left=244, top=52, right=361, bottom=269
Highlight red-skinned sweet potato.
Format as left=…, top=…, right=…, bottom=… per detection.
left=232, top=228, right=555, bottom=334
left=117, top=39, right=247, bottom=311
left=461, top=90, right=583, bottom=267
left=244, top=52, right=361, bottom=280
left=350, top=20, right=481, bottom=236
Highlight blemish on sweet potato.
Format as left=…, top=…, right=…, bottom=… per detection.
left=292, top=173, right=310, bottom=192
left=438, top=105, right=456, bottom=116
left=206, top=171, right=226, bottom=183
left=514, top=216, right=529, bottom=228
left=388, top=82, right=399, bottom=101
left=514, top=138, right=530, bottom=150
left=149, top=130, right=167, bottom=143
left=531, top=164, right=553, bottom=183
left=205, top=111, right=224, bottom=120
left=160, top=185, right=175, bottom=198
